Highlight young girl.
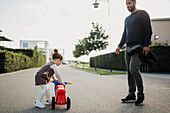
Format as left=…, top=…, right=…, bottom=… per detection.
left=34, top=49, right=64, bottom=108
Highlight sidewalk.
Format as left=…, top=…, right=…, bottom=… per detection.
left=76, top=65, right=170, bottom=79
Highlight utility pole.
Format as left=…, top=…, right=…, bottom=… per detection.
left=92, top=0, right=112, bottom=72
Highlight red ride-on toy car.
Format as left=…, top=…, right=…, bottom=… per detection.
left=50, top=81, right=72, bottom=110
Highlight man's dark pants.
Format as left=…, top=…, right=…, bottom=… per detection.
left=125, top=48, right=144, bottom=97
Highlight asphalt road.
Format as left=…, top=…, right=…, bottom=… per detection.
left=0, top=65, right=170, bottom=113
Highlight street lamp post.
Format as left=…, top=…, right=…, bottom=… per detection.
left=92, top=0, right=112, bottom=72
left=93, top=0, right=100, bottom=8
left=0, top=30, right=2, bottom=46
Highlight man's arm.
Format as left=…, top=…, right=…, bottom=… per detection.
left=141, top=10, right=152, bottom=47
left=141, top=10, right=152, bottom=55
left=118, top=25, right=126, bottom=48
left=116, top=22, right=126, bottom=54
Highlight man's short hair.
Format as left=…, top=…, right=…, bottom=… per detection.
left=131, top=0, right=136, bottom=2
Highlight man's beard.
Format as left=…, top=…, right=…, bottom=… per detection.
left=128, top=4, right=136, bottom=12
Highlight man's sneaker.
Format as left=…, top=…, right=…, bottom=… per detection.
left=135, top=94, right=144, bottom=106
left=45, top=100, right=52, bottom=105
left=121, top=95, right=136, bottom=103
left=35, top=100, right=45, bottom=108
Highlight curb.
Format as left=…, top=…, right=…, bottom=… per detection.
left=0, top=68, right=39, bottom=77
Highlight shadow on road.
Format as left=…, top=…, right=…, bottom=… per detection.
left=117, top=102, right=145, bottom=113
left=17, top=105, right=69, bottom=113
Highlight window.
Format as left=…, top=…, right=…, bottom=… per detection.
left=23, top=43, right=28, bottom=48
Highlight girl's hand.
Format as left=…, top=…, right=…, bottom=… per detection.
left=60, top=83, right=65, bottom=86
left=52, top=76, right=58, bottom=82
left=54, top=79, right=58, bottom=82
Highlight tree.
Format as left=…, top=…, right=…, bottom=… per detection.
left=86, top=22, right=109, bottom=53
left=38, top=48, right=46, bottom=54
left=73, top=40, right=87, bottom=58
left=86, top=22, right=109, bottom=70
left=73, top=22, right=109, bottom=70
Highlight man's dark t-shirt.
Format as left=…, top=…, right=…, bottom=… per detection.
left=118, top=10, right=152, bottom=48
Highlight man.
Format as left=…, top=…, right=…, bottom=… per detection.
left=115, top=0, right=152, bottom=105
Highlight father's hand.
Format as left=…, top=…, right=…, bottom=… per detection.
left=115, top=47, right=120, bottom=54
left=142, top=46, right=150, bottom=56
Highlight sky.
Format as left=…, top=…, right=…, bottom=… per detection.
left=0, top=0, right=170, bottom=61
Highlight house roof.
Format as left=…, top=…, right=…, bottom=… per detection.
left=0, top=36, right=13, bottom=41
left=151, top=18, right=170, bottom=21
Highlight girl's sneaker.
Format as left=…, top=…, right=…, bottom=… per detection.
left=35, top=100, right=45, bottom=108
left=45, top=100, right=52, bottom=105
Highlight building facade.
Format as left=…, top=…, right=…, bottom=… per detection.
left=20, top=40, right=49, bottom=62
left=151, top=18, right=170, bottom=45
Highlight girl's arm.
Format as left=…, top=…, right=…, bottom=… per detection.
left=52, top=76, right=58, bottom=82
left=50, top=64, right=63, bottom=83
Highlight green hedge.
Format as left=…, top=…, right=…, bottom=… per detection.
left=31, top=49, right=46, bottom=68
left=90, top=46, right=170, bottom=73
left=90, top=51, right=126, bottom=71
left=147, top=46, right=170, bottom=72
left=0, top=49, right=46, bottom=73
left=0, top=47, right=34, bottom=57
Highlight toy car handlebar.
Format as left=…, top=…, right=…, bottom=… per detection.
left=63, top=82, right=72, bottom=85
left=49, top=80, right=72, bottom=85
left=49, top=80, right=72, bottom=96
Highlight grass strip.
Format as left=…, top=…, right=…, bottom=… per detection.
left=77, top=64, right=90, bottom=67
left=70, top=65, right=126, bottom=75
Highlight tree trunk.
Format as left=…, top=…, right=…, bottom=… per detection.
left=83, top=61, right=84, bottom=69
left=94, top=51, right=97, bottom=71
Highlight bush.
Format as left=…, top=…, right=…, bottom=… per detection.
left=90, top=46, right=170, bottom=73
left=90, top=51, right=126, bottom=71
left=0, top=50, right=31, bottom=73
left=0, top=49, right=46, bottom=73
left=147, top=46, right=170, bottom=72
left=0, top=47, right=34, bottom=57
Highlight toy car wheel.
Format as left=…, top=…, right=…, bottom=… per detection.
left=52, top=96, right=55, bottom=110
left=67, top=97, right=71, bottom=110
